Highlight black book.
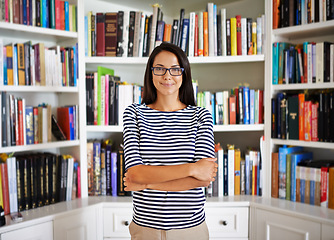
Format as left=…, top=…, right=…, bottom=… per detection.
left=24, top=156, right=32, bottom=210
left=51, top=154, right=57, bottom=204
left=280, top=92, right=288, bottom=140
left=319, top=92, right=325, bottom=142
left=116, top=11, right=124, bottom=57
left=86, top=73, right=94, bottom=125
left=142, top=15, right=151, bottom=57
left=117, top=147, right=131, bottom=196
left=24, top=42, right=31, bottom=85
left=52, top=114, right=67, bottom=141
left=272, top=98, right=277, bottom=138
left=287, top=95, right=299, bottom=140
left=324, top=42, right=331, bottom=82
left=113, top=77, right=121, bottom=125
left=177, top=9, right=185, bottom=47
left=30, top=155, right=38, bottom=208
left=61, top=156, right=68, bottom=202
left=171, top=19, right=179, bottom=45
left=108, top=76, right=116, bottom=125
left=127, top=11, right=135, bottom=57
left=36, top=0, right=41, bottom=27
left=1, top=92, right=7, bottom=147
left=238, top=86, right=243, bottom=124
left=36, top=154, right=44, bottom=207
left=217, top=14, right=222, bottom=56
left=330, top=92, right=334, bottom=142
left=44, top=154, right=51, bottom=205
left=226, top=18, right=231, bottom=56
left=246, top=18, right=252, bottom=55
left=16, top=158, right=25, bottom=212
left=223, top=153, right=228, bottom=196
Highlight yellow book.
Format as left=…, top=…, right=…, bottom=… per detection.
left=16, top=43, right=25, bottom=86
left=234, top=148, right=241, bottom=195
left=252, top=22, right=257, bottom=55
left=230, top=17, right=237, bottom=56
left=87, top=11, right=92, bottom=57
left=5, top=44, right=14, bottom=85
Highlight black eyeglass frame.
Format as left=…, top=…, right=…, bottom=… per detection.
left=151, top=67, right=185, bottom=76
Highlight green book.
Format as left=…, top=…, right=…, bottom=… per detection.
left=97, top=66, right=114, bottom=125
left=50, top=0, right=56, bottom=29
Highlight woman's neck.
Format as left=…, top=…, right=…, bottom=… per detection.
left=148, top=98, right=186, bottom=112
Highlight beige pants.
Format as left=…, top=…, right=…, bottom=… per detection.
left=129, top=221, right=209, bottom=240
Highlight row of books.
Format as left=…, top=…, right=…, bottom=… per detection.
left=0, top=92, right=78, bottom=148
left=87, top=139, right=130, bottom=197
left=0, top=152, right=80, bottom=215
left=272, top=146, right=334, bottom=209
left=0, top=0, right=77, bottom=32
left=0, top=40, right=78, bottom=87
left=272, top=41, right=334, bottom=85
left=84, top=4, right=265, bottom=58
left=271, top=91, right=334, bottom=142
left=85, top=67, right=142, bottom=126
left=208, top=140, right=263, bottom=197
left=273, top=0, right=334, bottom=29
left=194, top=83, right=264, bottom=125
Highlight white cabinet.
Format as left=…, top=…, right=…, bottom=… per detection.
left=1, top=221, right=53, bottom=240
left=322, top=224, right=334, bottom=240
left=53, top=208, right=98, bottom=240
left=254, top=208, right=321, bottom=240
left=103, top=207, right=132, bottom=239
left=206, top=207, right=249, bottom=240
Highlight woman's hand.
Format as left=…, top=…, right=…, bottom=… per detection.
left=191, top=158, right=218, bottom=182
left=123, top=172, right=147, bottom=191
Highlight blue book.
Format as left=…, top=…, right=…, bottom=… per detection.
left=245, top=154, right=250, bottom=195
left=73, top=45, right=77, bottom=86
left=3, top=49, right=7, bottom=85
left=300, top=166, right=306, bottom=203
left=250, top=89, right=255, bottom=124
left=111, top=152, right=118, bottom=197
left=93, top=140, right=101, bottom=195
left=180, top=18, right=189, bottom=53
left=25, top=106, right=34, bottom=145
left=309, top=168, right=316, bottom=205
left=276, top=92, right=284, bottom=138
left=41, top=0, right=47, bottom=27
left=211, top=93, right=215, bottom=124
left=64, top=1, right=70, bottom=31
left=290, top=152, right=313, bottom=202
left=278, top=146, right=303, bottom=199
left=272, top=42, right=279, bottom=84
left=67, top=106, right=74, bottom=140
left=22, top=0, right=27, bottom=25
left=243, top=86, right=250, bottom=124
left=13, top=45, right=18, bottom=85
left=84, top=16, right=88, bottom=56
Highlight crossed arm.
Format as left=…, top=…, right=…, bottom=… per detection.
left=123, top=158, right=218, bottom=192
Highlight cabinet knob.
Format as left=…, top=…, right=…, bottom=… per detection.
left=219, top=220, right=228, bottom=226
left=123, top=220, right=129, bottom=226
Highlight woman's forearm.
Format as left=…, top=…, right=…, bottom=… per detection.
left=147, top=177, right=210, bottom=191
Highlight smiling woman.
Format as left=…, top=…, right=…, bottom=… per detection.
left=122, top=42, right=217, bottom=240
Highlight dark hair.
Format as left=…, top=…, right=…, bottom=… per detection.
left=141, top=42, right=196, bottom=106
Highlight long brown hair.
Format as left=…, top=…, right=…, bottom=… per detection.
left=141, top=43, right=196, bottom=106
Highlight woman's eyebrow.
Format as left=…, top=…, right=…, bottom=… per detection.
left=153, top=63, right=180, bottom=67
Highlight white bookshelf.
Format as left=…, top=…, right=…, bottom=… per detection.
left=272, top=82, right=334, bottom=91
left=0, top=86, right=79, bottom=93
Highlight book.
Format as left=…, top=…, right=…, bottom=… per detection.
left=96, top=13, right=105, bottom=56
left=271, top=152, right=279, bottom=198
left=97, top=66, right=114, bottom=125
left=51, top=114, right=66, bottom=140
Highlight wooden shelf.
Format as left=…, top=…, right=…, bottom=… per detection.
left=85, top=55, right=264, bottom=65
left=271, top=139, right=334, bottom=149
left=272, top=82, right=334, bottom=91
left=0, top=86, right=79, bottom=93
left=0, top=22, right=77, bottom=42
left=0, top=140, right=80, bottom=154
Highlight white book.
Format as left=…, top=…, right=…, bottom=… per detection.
left=330, top=44, right=334, bottom=82
left=22, top=98, right=26, bottom=145
left=319, top=0, right=324, bottom=22
left=14, top=98, right=19, bottom=143
left=207, top=3, right=214, bottom=56
left=149, top=5, right=159, bottom=55
left=261, top=14, right=266, bottom=55
left=30, top=48, right=35, bottom=86
left=316, top=42, right=324, bottom=83
left=312, top=43, right=316, bottom=83
left=198, top=12, right=204, bottom=56
left=307, top=43, right=312, bottom=83
left=8, top=94, right=13, bottom=146
left=256, top=17, right=262, bottom=55
left=241, top=18, right=247, bottom=55
left=311, top=0, right=315, bottom=23
left=13, top=45, right=18, bottom=86
left=220, top=8, right=226, bottom=56
left=203, top=91, right=211, bottom=114
left=100, top=75, right=105, bottom=125
left=228, top=148, right=235, bottom=196
left=42, top=107, right=48, bottom=143
left=215, top=92, right=223, bottom=125
left=285, top=50, right=289, bottom=84
left=188, top=12, right=196, bottom=57
left=217, top=148, right=224, bottom=197
left=122, top=11, right=129, bottom=57
left=213, top=5, right=217, bottom=56
left=223, top=91, right=229, bottom=125
left=133, top=11, right=142, bottom=57
left=66, top=157, right=74, bottom=201
left=32, top=0, right=36, bottom=26
left=118, top=84, right=133, bottom=126
left=138, top=13, right=146, bottom=58
left=8, top=157, right=18, bottom=213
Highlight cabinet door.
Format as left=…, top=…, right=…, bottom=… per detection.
left=205, top=207, right=248, bottom=239
left=1, top=221, right=53, bottom=240
left=322, top=224, right=334, bottom=240
left=54, top=208, right=97, bottom=240
left=103, top=207, right=132, bottom=238
left=255, top=209, right=321, bottom=240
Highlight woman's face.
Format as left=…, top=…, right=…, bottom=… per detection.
left=151, top=51, right=183, bottom=99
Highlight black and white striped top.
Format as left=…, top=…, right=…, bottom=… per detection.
left=123, top=103, right=215, bottom=230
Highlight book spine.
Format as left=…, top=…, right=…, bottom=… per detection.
left=96, top=13, right=105, bottom=56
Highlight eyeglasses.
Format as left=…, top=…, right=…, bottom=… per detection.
left=151, top=67, right=184, bottom=76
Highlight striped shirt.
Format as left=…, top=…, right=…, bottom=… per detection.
left=123, top=103, right=215, bottom=230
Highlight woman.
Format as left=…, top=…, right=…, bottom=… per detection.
left=123, top=42, right=217, bottom=240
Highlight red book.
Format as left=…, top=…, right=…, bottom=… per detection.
left=271, top=152, right=279, bottom=198
left=236, top=15, right=242, bottom=55
left=17, top=99, right=24, bottom=145
left=12, top=0, right=20, bottom=24
left=329, top=167, right=334, bottom=209
left=194, top=14, right=198, bottom=57
left=321, top=167, right=329, bottom=207
left=26, top=0, right=30, bottom=25
left=303, top=44, right=308, bottom=83
left=33, top=107, right=39, bottom=144
left=0, top=163, right=10, bottom=215
left=229, top=95, right=236, bottom=124
left=55, top=0, right=61, bottom=29
left=258, top=90, right=264, bottom=124
left=304, top=101, right=312, bottom=141
left=57, top=107, right=71, bottom=140
left=60, top=1, right=65, bottom=30
left=311, top=102, right=319, bottom=141
left=77, top=165, right=81, bottom=198
left=298, top=93, right=305, bottom=140
left=105, top=12, right=117, bottom=57
left=96, top=13, right=106, bottom=56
